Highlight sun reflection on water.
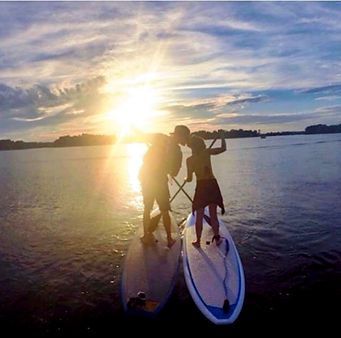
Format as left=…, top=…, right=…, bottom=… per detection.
left=126, top=142, right=147, bottom=194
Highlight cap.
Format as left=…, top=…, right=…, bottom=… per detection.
left=172, top=125, right=190, bottom=138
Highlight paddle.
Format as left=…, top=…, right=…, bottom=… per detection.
left=148, top=137, right=218, bottom=231
left=171, top=177, right=213, bottom=226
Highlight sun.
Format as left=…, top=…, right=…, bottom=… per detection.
left=106, top=84, right=163, bottom=138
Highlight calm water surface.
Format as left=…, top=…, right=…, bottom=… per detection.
left=0, top=134, right=340, bottom=334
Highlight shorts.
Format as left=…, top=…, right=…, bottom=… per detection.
left=141, top=178, right=171, bottom=212
left=192, top=178, right=225, bottom=214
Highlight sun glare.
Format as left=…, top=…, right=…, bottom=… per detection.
left=106, top=84, right=163, bottom=138
left=126, top=142, right=147, bottom=194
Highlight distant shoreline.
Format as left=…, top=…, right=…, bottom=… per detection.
left=1, top=123, right=340, bottom=151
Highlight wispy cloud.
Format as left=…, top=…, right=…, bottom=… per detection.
left=1, top=1, right=341, bottom=139
left=213, top=103, right=341, bottom=130
left=0, top=77, right=108, bottom=138
left=300, top=84, right=341, bottom=95
left=314, top=104, right=341, bottom=116
left=215, top=112, right=314, bottom=125
left=225, top=94, right=269, bottom=106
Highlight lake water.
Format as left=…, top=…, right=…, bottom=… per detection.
left=0, top=134, right=340, bottom=334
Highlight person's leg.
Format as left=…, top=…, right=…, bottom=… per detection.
left=141, top=206, right=157, bottom=244
left=209, top=204, right=222, bottom=245
left=161, top=210, right=175, bottom=248
left=156, top=179, right=174, bottom=247
left=140, top=188, right=156, bottom=244
left=143, top=205, right=152, bottom=236
left=192, top=208, right=204, bottom=248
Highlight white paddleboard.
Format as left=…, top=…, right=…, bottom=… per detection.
left=121, top=210, right=181, bottom=316
left=183, top=210, right=245, bottom=324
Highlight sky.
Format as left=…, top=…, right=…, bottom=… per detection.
left=1, top=1, right=341, bottom=141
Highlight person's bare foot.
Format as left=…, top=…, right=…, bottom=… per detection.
left=213, top=235, right=222, bottom=246
left=140, top=235, right=150, bottom=245
left=140, top=233, right=157, bottom=245
left=215, top=237, right=222, bottom=246
left=167, top=238, right=176, bottom=248
left=192, top=241, right=201, bottom=248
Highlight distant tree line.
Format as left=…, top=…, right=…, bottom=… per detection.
left=0, top=133, right=116, bottom=151
left=262, top=131, right=304, bottom=137
left=0, top=139, right=52, bottom=151
left=53, top=134, right=116, bottom=147
left=192, top=129, right=259, bottom=139
left=305, top=123, right=341, bottom=134
left=1, top=123, right=341, bottom=151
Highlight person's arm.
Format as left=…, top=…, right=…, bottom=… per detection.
left=209, top=134, right=226, bottom=155
left=185, top=157, right=194, bottom=182
left=168, top=144, right=182, bottom=177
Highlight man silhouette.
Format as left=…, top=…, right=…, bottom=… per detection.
left=138, top=125, right=190, bottom=247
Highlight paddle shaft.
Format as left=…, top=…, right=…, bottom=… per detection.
left=169, top=180, right=186, bottom=203
left=172, top=177, right=193, bottom=203
left=169, top=137, right=218, bottom=203
left=150, top=137, right=220, bottom=228
left=171, top=177, right=212, bottom=226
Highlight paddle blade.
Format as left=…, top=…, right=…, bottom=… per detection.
left=148, top=212, right=162, bottom=232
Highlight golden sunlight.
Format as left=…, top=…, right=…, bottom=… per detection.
left=106, top=84, right=164, bottom=138
left=126, top=142, right=147, bottom=193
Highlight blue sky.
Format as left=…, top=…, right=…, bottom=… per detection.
left=1, top=1, right=341, bottom=141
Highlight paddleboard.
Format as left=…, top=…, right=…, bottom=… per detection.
left=183, top=210, right=245, bottom=324
left=120, top=210, right=181, bottom=316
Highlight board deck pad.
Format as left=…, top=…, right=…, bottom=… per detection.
left=121, top=210, right=181, bottom=316
left=183, top=211, right=245, bottom=324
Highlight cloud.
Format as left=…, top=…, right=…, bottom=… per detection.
left=214, top=103, right=341, bottom=127
left=162, top=93, right=269, bottom=123
left=314, top=95, right=341, bottom=101
left=0, top=76, right=107, bottom=125
left=1, top=2, right=340, bottom=93
left=225, top=94, right=269, bottom=106
left=163, top=102, right=217, bottom=121
left=1, top=2, right=341, bottom=139
left=300, top=84, right=341, bottom=95
left=214, top=113, right=313, bottom=125
left=314, top=105, right=341, bottom=116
